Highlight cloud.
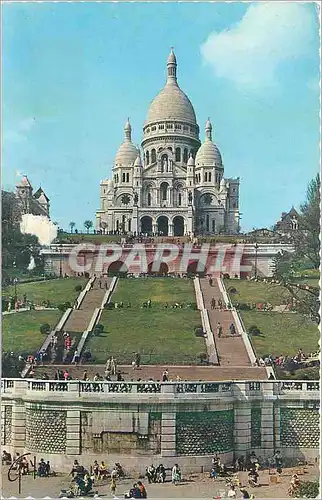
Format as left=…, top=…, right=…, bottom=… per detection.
left=201, top=3, right=316, bottom=89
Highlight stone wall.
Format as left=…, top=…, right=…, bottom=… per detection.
left=25, top=408, right=67, bottom=453
left=280, top=408, right=320, bottom=448
left=250, top=407, right=261, bottom=448
left=176, top=411, right=234, bottom=455
left=1, top=405, right=13, bottom=446
left=81, top=410, right=161, bottom=455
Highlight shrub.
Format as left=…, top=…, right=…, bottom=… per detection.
left=194, top=327, right=204, bottom=337
left=40, top=323, right=51, bottom=335
left=58, top=301, right=72, bottom=312
left=223, top=273, right=230, bottom=279
left=188, top=302, right=198, bottom=310
left=228, top=287, right=237, bottom=294
left=199, top=352, right=209, bottom=364
left=237, top=302, right=251, bottom=311
left=248, top=325, right=261, bottom=336
left=292, top=480, right=319, bottom=498
left=93, top=323, right=104, bottom=336
left=104, top=302, right=114, bottom=310
left=75, top=285, right=83, bottom=292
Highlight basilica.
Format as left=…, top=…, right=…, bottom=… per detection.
left=96, top=49, right=240, bottom=236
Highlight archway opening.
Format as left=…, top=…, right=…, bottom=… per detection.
left=173, top=216, right=184, bottom=236
left=148, top=262, right=169, bottom=275
left=108, top=260, right=128, bottom=277
left=141, top=216, right=152, bottom=235
left=157, top=216, right=168, bottom=236
left=187, top=261, right=206, bottom=277
left=160, top=182, right=169, bottom=202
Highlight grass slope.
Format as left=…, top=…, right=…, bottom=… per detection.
left=86, top=278, right=204, bottom=364
left=3, top=278, right=87, bottom=306
left=2, top=310, right=62, bottom=354
left=240, top=311, right=319, bottom=358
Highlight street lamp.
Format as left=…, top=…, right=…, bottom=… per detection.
left=8, top=453, right=36, bottom=495
left=59, top=244, right=63, bottom=278
left=254, top=242, right=259, bottom=278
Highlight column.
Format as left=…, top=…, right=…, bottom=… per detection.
left=66, top=410, right=81, bottom=455
left=12, top=403, right=26, bottom=450
left=274, top=405, right=281, bottom=450
left=161, top=412, right=176, bottom=458
left=261, top=402, right=275, bottom=457
left=234, top=405, right=251, bottom=454
left=168, top=224, right=173, bottom=236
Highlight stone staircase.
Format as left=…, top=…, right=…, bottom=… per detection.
left=200, top=278, right=254, bottom=367
left=63, top=278, right=111, bottom=333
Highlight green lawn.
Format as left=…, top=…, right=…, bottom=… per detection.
left=86, top=278, right=204, bottom=364
left=240, top=311, right=319, bottom=358
left=2, top=277, right=87, bottom=306
left=2, top=310, right=62, bottom=354
left=224, top=279, right=293, bottom=306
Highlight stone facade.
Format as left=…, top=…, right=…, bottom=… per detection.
left=1, top=379, right=319, bottom=473
left=96, top=50, right=240, bottom=236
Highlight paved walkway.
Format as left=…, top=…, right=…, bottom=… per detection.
left=34, top=364, right=267, bottom=381
left=63, top=277, right=111, bottom=333
left=200, top=278, right=253, bottom=367
left=2, top=466, right=320, bottom=498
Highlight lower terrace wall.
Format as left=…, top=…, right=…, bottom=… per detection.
left=1, top=380, right=319, bottom=473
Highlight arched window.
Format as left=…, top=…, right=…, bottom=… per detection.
left=208, top=172, right=212, bottom=182
left=178, top=193, right=182, bottom=206
left=206, top=214, right=210, bottom=232
left=161, top=182, right=168, bottom=201
left=122, top=173, right=126, bottom=183
left=151, top=149, right=156, bottom=163
left=146, top=151, right=149, bottom=165
left=204, top=172, right=207, bottom=182
left=126, top=173, right=130, bottom=182
left=148, top=192, right=151, bottom=206
left=183, top=148, right=188, bottom=163
left=175, top=147, right=181, bottom=162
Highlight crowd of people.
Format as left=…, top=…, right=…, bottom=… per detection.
left=257, top=348, right=320, bottom=371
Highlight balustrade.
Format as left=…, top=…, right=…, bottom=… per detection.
left=1, top=379, right=319, bottom=398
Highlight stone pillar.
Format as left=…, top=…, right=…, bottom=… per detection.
left=261, top=402, right=275, bottom=457
left=161, top=412, right=176, bottom=458
left=66, top=410, right=81, bottom=455
left=234, top=405, right=251, bottom=454
left=12, top=403, right=26, bottom=450
left=274, top=405, right=280, bottom=450
left=168, top=224, right=173, bottom=236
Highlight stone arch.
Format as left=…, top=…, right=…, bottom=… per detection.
left=173, top=215, right=185, bottom=236
left=141, top=216, right=153, bottom=235
left=108, top=260, right=128, bottom=276
left=160, top=182, right=169, bottom=202
left=148, top=261, right=169, bottom=275
left=157, top=215, right=168, bottom=236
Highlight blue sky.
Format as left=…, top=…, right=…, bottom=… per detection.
left=2, top=2, right=320, bottom=232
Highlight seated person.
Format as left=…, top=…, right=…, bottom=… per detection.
left=125, top=483, right=141, bottom=498
left=248, top=469, right=259, bottom=486
left=70, top=460, right=85, bottom=478
left=2, top=450, right=12, bottom=465
left=20, top=456, right=29, bottom=475
left=156, top=463, right=166, bottom=483
left=98, top=461, right=108, bottom=479
left=37, top=458, right=47, bottom=477
left=210, top=467, right=217, bottom=479
left=92, top=460, right=99, bottom=478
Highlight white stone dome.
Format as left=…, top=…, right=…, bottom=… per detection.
left=196, top=140, right=222, bottom=166
left=114, top=119, right=138, bottom=166
left=195, top=119, right=222, bottom=166
left=146, top=83, right=197, bottom=125
left=145, top=49, right=197, bottom=125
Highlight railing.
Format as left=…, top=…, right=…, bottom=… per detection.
left=2, top=379, right=319, bottom=398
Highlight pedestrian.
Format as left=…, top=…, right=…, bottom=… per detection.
left=218, top=299, right=223, bottom=310
left=111, top=357, right=116, bottom=375
left=216, top=322, right=223, bottom=338
left=229, top=323, right=236, bottom=335
left=105, top=281, right=108, bottom=290
left=110, top=476, right=116, bottom=497
left=162, top=369, right=168, bottom=382
left=211, top=298, right=216, bottom=310
left=209, top=277, right=213, bottom=287
left=99, top=280, right=102, bottom=289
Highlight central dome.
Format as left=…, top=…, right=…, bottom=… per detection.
left=145, top=49, right=197, bottom=126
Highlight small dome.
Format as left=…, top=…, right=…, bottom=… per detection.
left=187, top=154, right=195, bottom=166
left=114, top=119, right=138, bottom=166
left=195, top=141, right=222, bottom=166
left=195, top=119, right=222, bottom=166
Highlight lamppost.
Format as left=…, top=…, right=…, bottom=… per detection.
left=254, top=242, right=259, bottom=278
left=59, top=244, right=63, bottom=278
left=8, top=453, right=36, bottom=495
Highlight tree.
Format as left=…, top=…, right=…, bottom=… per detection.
left=121, top=194, right=131, bottom=207
left=84, top=220, right=93, bottom=234
left=273, top=174, right=320, bottom=323
left=69, top=221, right=76, bottom=234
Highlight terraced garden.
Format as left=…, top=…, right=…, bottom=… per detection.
left=85, top=277, right=205, bottom=364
